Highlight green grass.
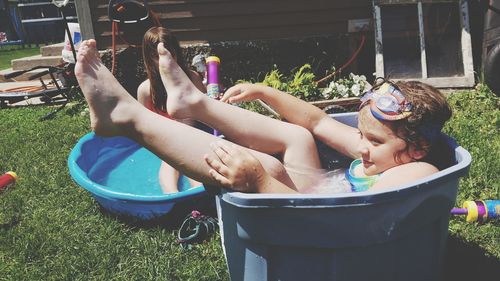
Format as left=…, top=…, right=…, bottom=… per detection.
left=0, top=104, right=228, bottom=280
left=0, top=46, right=41, bottom=70
left=0, top=87, right=498, bottom=280
left=444, top=85, right=500, bottom=257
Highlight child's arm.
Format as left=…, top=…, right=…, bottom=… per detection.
left=158, top=161, right=180, bottom=193
left=222, top=83, right=361, bottom=159
left=204, top=141, right=297, bottom=193
left=372, top=162, right=438, bottom=190
left=222, top=84, right=326, bottom=131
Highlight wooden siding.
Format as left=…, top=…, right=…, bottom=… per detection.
left=83, top=0, right=372, bottom=49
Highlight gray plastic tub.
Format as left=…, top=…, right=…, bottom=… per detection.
left=216, top=112, right=471, bottom=281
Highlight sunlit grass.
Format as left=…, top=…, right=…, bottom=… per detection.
left=0, top=46, right=41, bottom=70
left=0, top=85, right=498, bottom=279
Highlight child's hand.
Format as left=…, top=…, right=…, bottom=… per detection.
left=204, top=141, right=268, bottom=192
left=221, top=83, right=263, bottom=103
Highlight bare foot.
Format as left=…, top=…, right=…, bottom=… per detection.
left=157, top=43, right=204, bottom=119
left=75, top=39, right=137, bottom=136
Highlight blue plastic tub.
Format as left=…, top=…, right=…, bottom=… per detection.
left=68, top=133, right=207, bottom=220
left=216, top=112, right=472, bottom=281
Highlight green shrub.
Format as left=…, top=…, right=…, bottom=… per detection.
left=236, top=64, right=366, bottom=115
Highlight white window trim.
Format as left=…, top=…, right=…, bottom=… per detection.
left=373, top=0, right=475, bottom=88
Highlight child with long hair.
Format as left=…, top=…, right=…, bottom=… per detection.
left=75, top=39, right=453, bottom=194
left=138, top=27, right=206, bottom=193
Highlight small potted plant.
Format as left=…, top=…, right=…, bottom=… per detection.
left=311, top=72, right=370, bottom=113
left=243, top=64, right=369, bottom=115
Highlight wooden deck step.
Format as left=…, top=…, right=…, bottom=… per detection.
left=11, top=55, right=64, bottom=71
left=0, top=68, right=53, bottom=82
left=41, top=42, right=65, bottom=57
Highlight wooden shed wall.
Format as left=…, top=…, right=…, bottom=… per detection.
left=84, top=0, right=372, bottom=49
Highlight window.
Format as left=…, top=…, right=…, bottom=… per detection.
left=373, top=0, right=474, bottom=87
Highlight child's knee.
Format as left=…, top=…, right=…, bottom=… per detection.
left=262, top=156, right=283, bottom=176
left=283, top=125, right=321, bottom=169
left=262, top=156, right=295, bottom=187
left=289, top=125, right=317, bottom=150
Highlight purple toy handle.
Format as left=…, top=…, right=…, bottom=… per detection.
left=451, top=207, right=468, bottom=215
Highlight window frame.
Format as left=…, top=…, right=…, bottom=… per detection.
left=373, top=0, right=474, bottom=87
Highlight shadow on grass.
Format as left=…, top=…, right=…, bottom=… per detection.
left=96, top=194, right=218, bottom=230
left=0, top=190, right=23, bottom=230
left=443, top=234, right=500, bottom=280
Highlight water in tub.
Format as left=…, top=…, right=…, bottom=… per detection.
left=284, top=163, right=351, bottom=194
left=87, top=143, right=171, bottom=196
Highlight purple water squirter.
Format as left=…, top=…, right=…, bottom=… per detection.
left=206, top=56, right=220, bottom=99
left=206, top=56, right=222, bottom=136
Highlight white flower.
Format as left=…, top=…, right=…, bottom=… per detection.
left=337, top=84, right=348, bottom=97
left=350, top=73, right=358, bottom=83
left=351, top=84, right=361, bottom=96
left=322, top=88, right=332, bottom=99
left=320, top=73, right=367, bottom=99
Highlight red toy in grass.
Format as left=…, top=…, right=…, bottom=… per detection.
left=0, top=172, right=17, bottom=192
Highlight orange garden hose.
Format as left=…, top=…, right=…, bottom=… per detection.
left=0, top=85, right=54, bottom=93
left=315, top=35, right=366, bottom=86
left=111, top=20, right=140, bottom=74
left=111, top=21, right=118, bottom=75
left=0, top=77, right=59, bottom=95
left=111, top=10, right=161, bottom=75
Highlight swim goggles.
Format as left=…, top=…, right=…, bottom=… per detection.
left=360, top=82, right=412, bottom=121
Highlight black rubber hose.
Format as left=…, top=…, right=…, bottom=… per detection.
left=484, top=42, right=500, bottom=96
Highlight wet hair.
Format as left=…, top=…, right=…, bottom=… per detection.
left=363, top=79, right=453, bottom=170
left=142, top=27, right=190, bottom=112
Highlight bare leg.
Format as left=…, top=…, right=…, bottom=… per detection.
left=74, top=40, right=295, bottom=190
left=158, top=161, right=202, bottom=193
left=158, top=162, right=181, bottom=193
left=158, top=43, right=322, bottom=183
